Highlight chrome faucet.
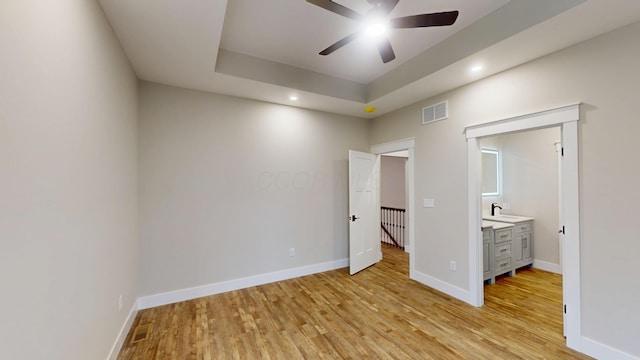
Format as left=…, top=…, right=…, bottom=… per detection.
left=491, top=203, right=502, bottom=216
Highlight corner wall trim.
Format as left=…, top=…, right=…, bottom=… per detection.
left=581, top=337, right=639, bottom=360
left=137, top=258, right=349, bottom=310
left=107, top=300, right=138, bottom=360
left=411, top=270, right=471, bottom=305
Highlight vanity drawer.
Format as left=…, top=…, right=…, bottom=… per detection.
left=495, top=243, right=511, bottom=259
left=494, top=229, right=512, bottom=244
left=495, top=257, right=512, bottom=273
left=513, top=222, right=531, bottom=235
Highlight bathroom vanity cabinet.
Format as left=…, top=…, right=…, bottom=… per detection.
left=512, top=220, right=533, bottom=270
left=482, top=228, right=492, bottom=282
left=493, top=227, right=514, bottom=278
left=482, top=220, right=515, bottom=284
left=483, top=215, right=535, bottom=280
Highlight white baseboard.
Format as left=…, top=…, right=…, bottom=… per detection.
left=411, top=270, right=472, bottom=305
left=107, top=300, right=138, bottom=360
left=533, top=259, right=562, bottom=274
left=138, top=258, right=349, bottom=309
left=582, top=337, right=639, bottom=360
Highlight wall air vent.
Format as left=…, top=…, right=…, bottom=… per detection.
left=422, top=100, right=448, bottom=125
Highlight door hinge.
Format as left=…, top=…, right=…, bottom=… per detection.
left=559, top=226, right=565, bottom=235
left=564, top=304, right=567, bottom=314
left=561, top=147, right=564, bottom=156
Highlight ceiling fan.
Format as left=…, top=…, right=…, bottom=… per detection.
left=306, top=0, right=459, bottom=63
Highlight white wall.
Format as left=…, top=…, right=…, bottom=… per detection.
left=370, top=21, right=640, bottom=357
left=0, top=2, right=138, bottom=360
left=381, top=155, right=407, bottom=209
left=482, top=127, right=561, bottom=267
left=138, top=82, right=370, bottom=297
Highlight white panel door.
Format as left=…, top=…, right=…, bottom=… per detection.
left=349, top=150, right=381, bottom=275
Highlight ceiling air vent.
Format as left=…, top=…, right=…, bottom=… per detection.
left=422, top=101, right=448, bottom=125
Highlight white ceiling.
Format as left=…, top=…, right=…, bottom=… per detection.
left=220, top=0, right=510, bottom=84
left=99, top=0, right=640, bottom=118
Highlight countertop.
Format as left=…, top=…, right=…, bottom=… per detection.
left=482, top=214, right=534, bottom=223
left=482, top=220, right=515, bottom=230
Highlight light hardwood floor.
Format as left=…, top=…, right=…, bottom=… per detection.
left=118, top=245, right=593, bottom=359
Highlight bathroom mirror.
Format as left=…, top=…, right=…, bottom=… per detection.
left=482, top=149, right=500, bottom=196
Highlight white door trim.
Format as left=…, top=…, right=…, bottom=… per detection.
left=372, top=138, right=415, bottom=276
left=464, top=103, right=582, bottom=352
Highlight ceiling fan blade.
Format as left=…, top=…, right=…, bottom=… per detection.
left=306, top=0, right=364, bottom=21
left=319, top=32, right=361, bottom=56
left=377, top=38, right=396, bottom=63
left=390, top=11, right=459, bottom=28
left=377, top=0, right=400, bottom=16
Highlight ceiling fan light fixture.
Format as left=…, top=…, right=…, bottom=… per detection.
left=364, top=18, right=389, bottom=38
left=306, top=0, right=459, bottom=63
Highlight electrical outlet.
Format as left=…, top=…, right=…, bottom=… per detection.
left=289, top=248, right=295, bottom=257
left=118, top=295, right=123, bottom=312
left=449, top=261, right=457, bottom=271
left=502, top=202, right=511, bottom=210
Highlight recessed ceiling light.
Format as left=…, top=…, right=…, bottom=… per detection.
left=471, top=65, right=483, bottom=72
left=289, top=95, right=299, bottom=101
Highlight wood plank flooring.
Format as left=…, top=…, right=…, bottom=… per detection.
left=118, top=245, right=593, bottom=359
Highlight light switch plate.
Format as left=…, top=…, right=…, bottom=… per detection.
left=423, top=198, right=435, bottom=208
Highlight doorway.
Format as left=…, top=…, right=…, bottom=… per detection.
left=480, top=126, right=563, bottom=332
left=465, top=104, right=582, bottom=351
left=380, top=150, right=409, bottom=252
left=480, top=127, right=562, bottom=273
left=371, top=138, right=415, bottom=278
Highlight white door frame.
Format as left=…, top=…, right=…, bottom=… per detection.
left=464, top=104, right=582, bottom=351
left=371, top=138, right=415, bottom=277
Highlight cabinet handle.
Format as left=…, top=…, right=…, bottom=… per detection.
left=501, top=234, right=508, bottom=238
left=500, top=248, right=507, bottom=253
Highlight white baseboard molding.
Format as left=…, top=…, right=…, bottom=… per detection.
left=533, top=259, right=562, bottom=274
left=582, top=337, right=639, bottom=360
left=138, top=258, right=349, bottom=310
left=107, top=300, right=138, bottom=360
left=411, top=270, right=472, bottom=305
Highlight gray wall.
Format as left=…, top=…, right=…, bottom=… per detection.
left=482, top=127, right=561, bottom=267
left=138, top=82, right=370, bottom=296
left=370, top=21, right=640, bottom=356
left=381, top=156, right=407, bottom=209
left=0, top=2, right=138, bottom=359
